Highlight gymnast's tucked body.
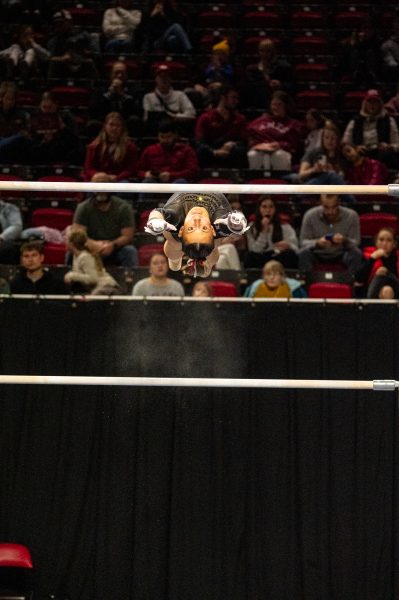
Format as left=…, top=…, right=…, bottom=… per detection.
left=145, top=191, right=249, bottom=277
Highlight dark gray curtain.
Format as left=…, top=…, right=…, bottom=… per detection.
left=0, top=298, right=397, bottom=600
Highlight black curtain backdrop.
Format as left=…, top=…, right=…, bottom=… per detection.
left=0, top=298, right=398, bottom=600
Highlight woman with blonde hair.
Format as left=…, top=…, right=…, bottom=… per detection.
left=65, top=228, right=120, bottom=295
left=83, top=111, right=139, bottom=182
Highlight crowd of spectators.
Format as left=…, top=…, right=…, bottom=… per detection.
left=0, top=1, right=399, bottom=299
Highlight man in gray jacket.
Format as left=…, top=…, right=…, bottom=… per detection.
left=298, top=194, right=363, bottom=275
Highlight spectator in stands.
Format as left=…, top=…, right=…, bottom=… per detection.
left=73, top=172, right=138, bottom=268
left=342, top=142, right=388, bottom=185
left=239, top=38, right=294, bottom=109
left=29, top=90, right=82, bottom=165
left=83, top=111, right=139, bottom=182
left=384, top=88, right=399, bottom=118
left=301, top=108, right=326, bottom=158
left=0, top=198, right=22, bottom=264
left=243, top=196, right=298, bottom=269
left=88, top=60, right=142, bottom=136
left=191, top=280, right=213, bottom=297
left=194, top=84, right=248, bottom=169
left=138, top=119, right=198, bottom=186
left=0, top=24, right=49, bottom=79
left=64, top=229, right=120, bottom=295
left=142, top=64, right=196, bottom=136
left=202, top=39, right=234, bottom=88
left=337, top=18, right=381, bottom=88
left=246, top=91, right=304, bottom=173
left=47, top=9, right=99, bottom=75
left=247, top=259, right=291, bottom=298
left=342, top=89, right=399, bottom=168
left=381, top=14, right=399, bottom=82
left=0, top=81, right=31, bottom=163
left=247, top=92, right=304, bottom=172
left=355, top=227, right=399, bottom=299
left=131, top=251, right=184, bottom=296
left=139, top=0, right=192, bottom=54
left=298, top=194, right=362, bottom=275
left=102, top=0, right=142, bottom=54
left=294, top=121, right=355, bottom=204
left=10, top=241, right=67, bottom=294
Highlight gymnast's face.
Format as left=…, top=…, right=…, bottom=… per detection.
left=179, top=206, right=216, bottom=245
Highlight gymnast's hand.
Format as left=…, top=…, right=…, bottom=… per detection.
left=214, top=211, right=250, bottom=234
left=144, top=218, right=177, bottom=235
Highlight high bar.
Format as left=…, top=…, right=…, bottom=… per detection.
left=0, top=375, right=396, bottom=391
left=0, top=181, right=395, bottom=196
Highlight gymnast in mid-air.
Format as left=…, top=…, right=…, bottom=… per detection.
left=145, top=191, right=250, bottom=277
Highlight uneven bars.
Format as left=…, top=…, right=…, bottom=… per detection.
left=0, top=181, right=396, bottom=196
left=0, top=375, right=396, bottom=391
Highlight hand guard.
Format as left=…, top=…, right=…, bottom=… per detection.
left=214, top=210, right=250, bottom=235
left=144, top=218, right=177, bottom=235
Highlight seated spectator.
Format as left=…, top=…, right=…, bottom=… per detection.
left=384, top=88, right=399, bottom=118
left=30, top=91, right=82, bottom=165
left=298, top=194, right=362, bottom=275
left=88, top=60, right=142, bottom=136
left=294, top=121, right=355, bottom=204
left=102, top=0, right=142, bottom=55
left=336, top=18, right=381, bottom=88
left=0, top=198, right=22, bottom=264
left=380, top=14, right=399, bottom=82
left=47, top=9, right=99, bottom=78
left=10, top=241, right=67, bottom=294
left=342, top=89, right=399, bottom=169
left=239, top=38, right=294, bottom=110
left=138, top=119, right=198, bottom=186
left=194, top=84, right=248, bottom=169
left=0, top=24, right=49, bottom=79
left=83, top=111, right=139, bottom=182
left=246, top=91, right=304, bottom=173
left=191, top=280, right=213, bottom=297
left=139, top=0, right=192, bottom=54
left=142, top=64, right=196, bottom=136
left=355, top=227, right=399, bottom=299
left=243, top=196, right=298, bottom=269
left=342, top=142, right=388, bottom=185
left=0, top=81, right=31, bottom=163
left=73, top=172, right=138, bottom=268
left=301, top=109, right=326, bottom=158
left=131, top=251, right=185, bottom=296
left=246, top=259, right=291, bottom=298
left=202, top=40, right=234, bottom=89
left=64, top=229, right=120, bottom=295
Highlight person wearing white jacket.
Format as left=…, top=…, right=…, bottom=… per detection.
left=102, top=0, right=142, bottom=54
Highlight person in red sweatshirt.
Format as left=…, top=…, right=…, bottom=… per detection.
left=342, top=141, right=388, bottom=185
left=138, top=118, right=199, bottom=185
left=246, top=90, right=305, bottom=173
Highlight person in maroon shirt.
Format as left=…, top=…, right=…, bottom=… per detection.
left=83, top=111, right=139, bottom=182
left=246, top=90, right=305, bottom=173
left=194, top=84, right=248, bottom=168
left=342, top=142, right=388, bottom=185
left=138, top=118, right=199, bottom=184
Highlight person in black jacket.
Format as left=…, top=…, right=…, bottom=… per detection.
left=10, top=241, right=67, bottom=295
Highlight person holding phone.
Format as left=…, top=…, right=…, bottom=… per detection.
left=298, top=194, right=363, bottom=275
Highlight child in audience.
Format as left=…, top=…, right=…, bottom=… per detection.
left=65, top=229, right=120, bottom=295
left=251, top=259, right=291, bottom=298
left=191, top=281, right=213, bottom=297
left=355, top=227, right=399, bottom=299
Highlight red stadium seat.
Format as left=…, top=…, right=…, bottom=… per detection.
left=242, top=10, right=282, bottom=29
left=295, top=90, right=333, bottom=110
left=0, top=544, right=33, bottom=568
left=50, top=86, right=90, bottom=108
left=290, top=10, right=327, bottom=29
left=34, top=176, right=83, bottom=205
left=67, top=6, right=101, bottom=27
left=342, top=90, right=367, bottom=111
left=197, top=8, right=235, bottom=28
left=243, top=178, right=289, bottom=206
left=43, top=243, right=67, bottom=265
left=359, top=213, right=399, bottom=238
left=31, top=208, right=73, bottom=230
left=208, top=280, right=238, bottom=297
left=294, top=62, right=330, bottom=83
left=291, top=35, right=330, bottom=55
left=308, top=282, right=353, bottom=298
left=334, top=10, right=368, bottom=29
left=0, top=174, right=25, bottom=199
left=138, top=244, right=164, bottom=266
